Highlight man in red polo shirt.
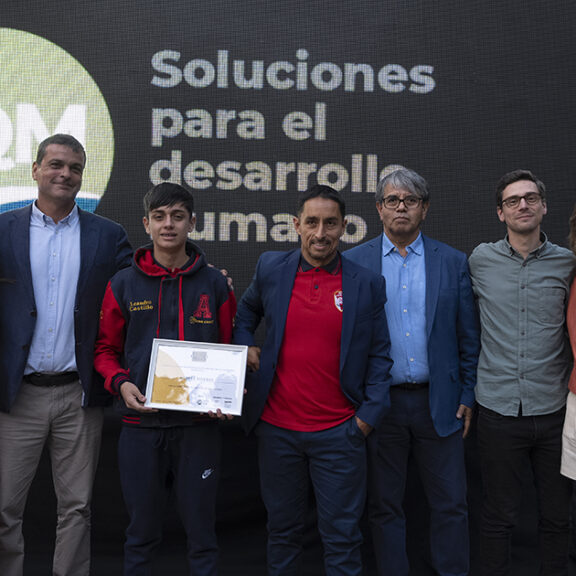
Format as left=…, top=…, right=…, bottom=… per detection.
left=234, top=185, right=393, bottom=575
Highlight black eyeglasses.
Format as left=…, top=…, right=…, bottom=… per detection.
left=381, top=195, right=422, bottom=209
left=500, top=192, right=541, bottom=209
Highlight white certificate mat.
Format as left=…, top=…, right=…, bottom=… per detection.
left=144, top=339, right=247, bottom=415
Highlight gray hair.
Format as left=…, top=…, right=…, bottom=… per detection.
left=375, top=168, right=430, bottom=203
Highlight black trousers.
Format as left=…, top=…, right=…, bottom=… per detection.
left=478, top=405, right=571, bottom=576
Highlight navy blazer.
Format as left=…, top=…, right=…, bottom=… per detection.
left=0, top=204, right=132, bottom=412
left=344, top=233, right=480, bottom=437
left=234, top=249, right=394, bottom=434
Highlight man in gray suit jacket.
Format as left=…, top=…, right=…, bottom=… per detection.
left=345, top=168, right=479, bottom=576
left=0, top=134, right=132, bottom=576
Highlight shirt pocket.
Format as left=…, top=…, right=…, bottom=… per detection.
left=537, top=287, right=565, bottom=326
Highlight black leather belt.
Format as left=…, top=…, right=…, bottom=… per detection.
left=24, top=372, right=79, bottom=387
left=396, top=382, right=429, bottom=390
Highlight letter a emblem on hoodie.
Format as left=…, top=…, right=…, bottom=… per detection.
left=193, top=294, right=213, bottom=319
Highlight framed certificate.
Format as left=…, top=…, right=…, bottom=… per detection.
left=144, top=338, right=247, bottom=415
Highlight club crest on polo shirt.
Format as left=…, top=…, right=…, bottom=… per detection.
left=334, top=290, right=343, bottom=312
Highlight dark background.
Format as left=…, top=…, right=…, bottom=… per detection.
left=4, top=0, right=576, bottom=298
left=3, top=1, right=576, bottom=573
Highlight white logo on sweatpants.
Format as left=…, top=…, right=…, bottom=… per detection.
left=202, top=468, right=214, bottom=480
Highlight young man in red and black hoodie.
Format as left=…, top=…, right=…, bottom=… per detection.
left=94, top=182, right=236, bottom=576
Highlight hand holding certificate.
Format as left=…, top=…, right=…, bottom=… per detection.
left=144, top=339, right=247, bottom=416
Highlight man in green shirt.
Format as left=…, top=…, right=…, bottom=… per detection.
left=469, top=169, right=575, bottom=576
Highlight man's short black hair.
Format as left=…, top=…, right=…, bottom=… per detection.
left=143, top=182, right=195, bottom=217
left=297, top=184, right=346, bottom=219
left=496, top=169, right=546, bottom=206
left=36, top=134, right=86, bottom=166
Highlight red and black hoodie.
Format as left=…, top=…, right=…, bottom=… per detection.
left=94, top=241, right=236, bottom=427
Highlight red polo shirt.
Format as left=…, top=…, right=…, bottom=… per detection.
left=261, top=255, right=355, bottom=431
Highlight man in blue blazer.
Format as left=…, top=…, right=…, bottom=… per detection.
left=345, top=169, right=479, bottom=576
left=234, top=185, right=393, bottom=576
left=0, top=134, right=131, bottom=576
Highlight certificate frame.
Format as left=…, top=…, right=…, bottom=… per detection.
left=144, top=338, right=247, bottom=415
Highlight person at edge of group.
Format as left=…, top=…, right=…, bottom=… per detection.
left=469, top=169, right=575, bottom=576
left=233, top=184, right=394, bottom=576
left=93, top=182, right=236, bottom=576
left=561, top=204, right=576, bottom=508
left=0, top=134, right=132, bottom=576
left=344, top=168, right=480, bottom=576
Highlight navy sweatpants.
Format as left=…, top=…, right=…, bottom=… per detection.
left=118, top=424, right=221, bottom=576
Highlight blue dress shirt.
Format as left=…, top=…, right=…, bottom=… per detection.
left=26, top=203, right=81, bottom=374
left=381, top=232, right=429, bottom=385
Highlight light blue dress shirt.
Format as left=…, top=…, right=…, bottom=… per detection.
left=26, top=203, right=81, bottom=374
left=381, top=232, right=429, bottom=385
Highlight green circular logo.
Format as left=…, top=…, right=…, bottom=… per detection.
left=0, top=28, right=114, bottom=212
